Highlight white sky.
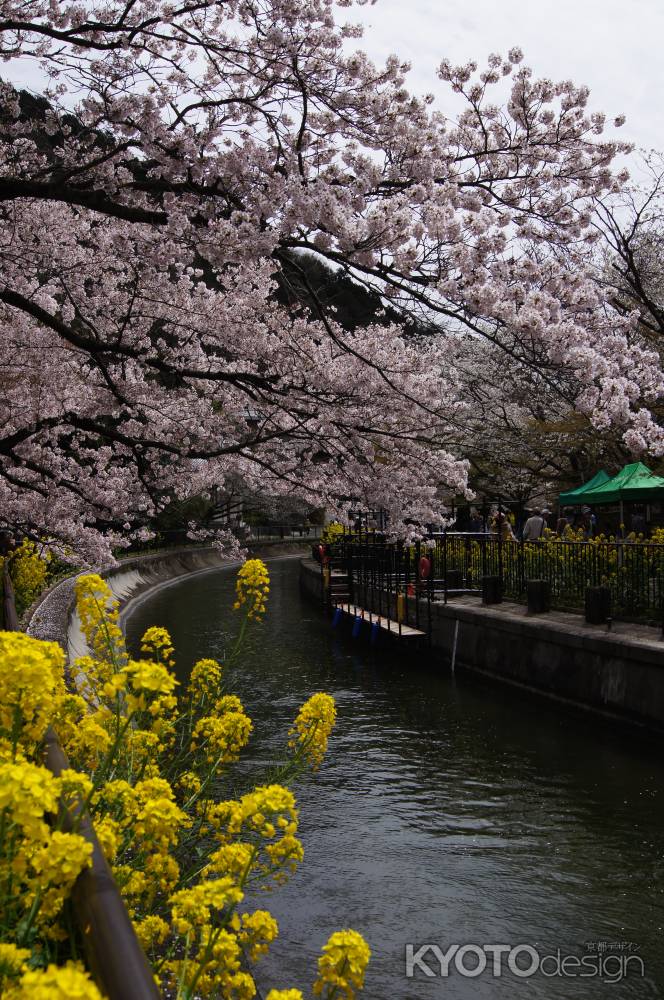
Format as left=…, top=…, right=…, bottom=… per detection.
left=350, top=0, right=664, bottom=155
left=5, top=0, right=662, bottom=159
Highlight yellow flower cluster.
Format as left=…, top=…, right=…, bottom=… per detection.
left=0, top=632, right=65, bottom=745
left=63, top=713, right=111, bottom=770
left=0, top=942, right=30, bottom=980
left=322, top=521, right=345, bottom=545
left=0, top=761, right=92, bottom=930
left=132, top=777, right=191, bottom=853
left=237, top=910, right=279, bottom=961
left=133, top=914, right=170, bottom=952
left=140, top=626, right=175, bottom=667
left=74, top=574, right=126, bottom=689
left=206, top=841, right=255, bottom=882
left=169, top=878, right=243, bottom=932
left=4, top=540, right=50, bottom=613
left=289, top=693, right=337, bottom=771
left=233, top=559, right=270, bottom=620
left=206, top=784, right=304, bottom=886
left=0, top=560, right=359, bottom=1000
left=3, top=961, right=103, bottom=1000
left=165, top=880, right=257, bottom=998
left=121, top=658, right=178, bottom=719
left=313, top=930, right=371, bottom=1000
left=0, top=761, right=60, bottom=839
left=191, top=710, right=253, bottom=764
left=189, top=657, right=224, bottom=704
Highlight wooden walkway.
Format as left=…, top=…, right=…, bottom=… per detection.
left=333, top=602, right=426, bottom=638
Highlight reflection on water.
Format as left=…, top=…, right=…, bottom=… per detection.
left=125, top=557, right=664, bottom=999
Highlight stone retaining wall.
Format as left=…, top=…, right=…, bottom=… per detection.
left=300, top=558, right=664, bottom=731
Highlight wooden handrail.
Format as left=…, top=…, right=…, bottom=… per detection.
left=3, top=561, right=161, bottom=1000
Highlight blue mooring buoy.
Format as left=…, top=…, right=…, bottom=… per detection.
left=352, top=615, right=362, bottom=638
left=332, top=607, right=343, bottom=628
left=370, top=622, right=380, bottom=644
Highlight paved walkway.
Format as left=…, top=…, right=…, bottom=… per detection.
left=445, top=593, right=664, bottom=652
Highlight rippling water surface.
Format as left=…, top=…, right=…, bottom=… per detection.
left=126, top=556, right=664, bottom=998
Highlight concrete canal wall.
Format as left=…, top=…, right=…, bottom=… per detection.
left=26, top=541, right=308, bottom=654
left=300, top=558, right=664, bottom=731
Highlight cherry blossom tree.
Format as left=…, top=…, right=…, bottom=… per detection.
left=594, top=152, right=664, bottom=347
left=0, top=0, right=662, bottom=561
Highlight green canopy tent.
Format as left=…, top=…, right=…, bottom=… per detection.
left=559, top=469, right=611, bottom=506
left=581, top=462, right=664, bottom=504
left=578, top=461, right=664, bottom=526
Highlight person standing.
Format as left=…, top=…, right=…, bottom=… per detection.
left=494, top=510, right=516, bottom=541
left=522, top=508, right=546, bottom=541
left=469, top=508, right=484, bottom=533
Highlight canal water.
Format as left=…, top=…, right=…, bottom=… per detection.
left=125, top=556, right=664, bottom=999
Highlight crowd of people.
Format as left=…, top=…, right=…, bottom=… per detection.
left=467, top=505, right=600, bottom=542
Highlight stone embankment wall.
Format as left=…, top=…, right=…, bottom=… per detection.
left=26, top=542, right=308, bottom=655
left=300, top=558, right=664, bottom=731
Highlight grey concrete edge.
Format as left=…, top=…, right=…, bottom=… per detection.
left=25, top=541, right=310, bottom=659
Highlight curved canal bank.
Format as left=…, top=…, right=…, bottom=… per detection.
left=24, top=540, right=308, bottom=653
left=125, top=557, right=664, bottom=1000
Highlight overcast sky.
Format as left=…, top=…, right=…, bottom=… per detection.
left=349, top=0, right=664, bottom=155
left=5, top=1, right=662, bottom=159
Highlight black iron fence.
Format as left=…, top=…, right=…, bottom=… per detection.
left=331, top=532, right=664, bottom=627
left=437, top=533, right=664, bottom=622
left=248, top=523, right=323, bottom=541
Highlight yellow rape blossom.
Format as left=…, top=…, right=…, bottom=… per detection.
left=63, top=715, right=112, bottom=770
left=74, top=574, right=126, bottom=680
left=0, top=560, right=359, bottom=999
left=238, top=909, right=279, bottom=960
left=29, top=830, right=92, bottom=887
left=313, top=930, right=371, bottom=1000
left=57, top=769, right=93, bottom=809
left=215, top=694, right=244, bottom=715
left=189, top=658, right=224, bottom=702
left=122, top=659, right=177, bottom=697
left=139, top=626, right=175, bottom=666
left=132, top=777, right=190, bottom=852
left=144, top=850, right=180, bottom=894
left=288, top=693, right=336, bottom=771
left=211, top=785, right=298, bottom=841
left=169, top=878, right=244, bottom=935
left=50, top=692, right=87, bottom=747
left=94, top=816, right=120, bottom=862
left=0, top=632, right=66, bottom=745
left=5, top=961, right=104, bottom=1000
left=191, top=711, right=253, bottom=764
left=164, top=930, right=250, bottom=999
left=175, top=770, right=202, bottom=797
left=133, top=914, right=170, bottom=951
left=0, top=761, right=60, bottom=840
left=112, top=864, right=148, bottom=901
left=0, top=942, right=30, bottom=981
left=121, top=658, right=178, bottom=718
left=208, top=786, right=303, bottom=886
left=7, top=539, right=49, bottom=612
left=233, top=559, right=270, bottom=621
left=207, top=842, right=256, bottom=883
